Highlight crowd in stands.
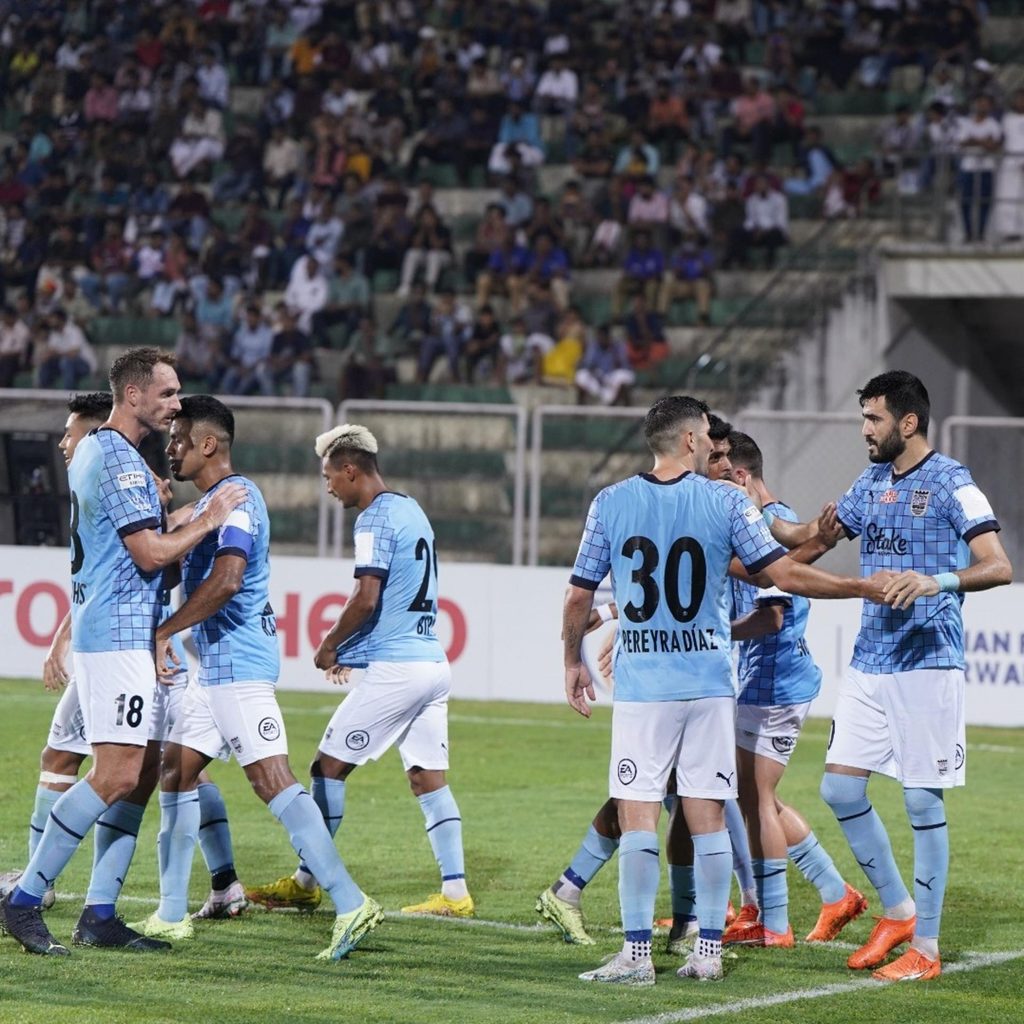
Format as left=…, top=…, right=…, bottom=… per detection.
left=0, top=0, right=1015, bottom=405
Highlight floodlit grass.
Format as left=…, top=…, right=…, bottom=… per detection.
left=1, top=678, right=1021, bottom=1024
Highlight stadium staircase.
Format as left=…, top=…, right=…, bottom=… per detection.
left=7, top=6, right=1024, bottom=564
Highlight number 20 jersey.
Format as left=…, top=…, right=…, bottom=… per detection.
left=571, top=471, right=785, bottom=702
left=337, top=492, right=445, bottom=666
left=68, top=428, right=164, bottom=653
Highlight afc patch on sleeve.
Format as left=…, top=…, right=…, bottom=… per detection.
left=954, top=484, right=994, bottom=522
left=354, top=530, right=375, bottom=564
left=117, top=471, right=148, bottom=489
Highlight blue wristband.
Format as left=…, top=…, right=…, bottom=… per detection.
left=761, top=509, right=775, bottom=527
left=934, top=572, right=960, bottom=593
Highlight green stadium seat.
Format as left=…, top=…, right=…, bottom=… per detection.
left=88, top=316, right=179, bottom=347
left=384, top=382, right=513, bottom=404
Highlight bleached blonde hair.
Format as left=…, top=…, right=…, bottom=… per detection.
left=314, top=423, right=379, bottom=460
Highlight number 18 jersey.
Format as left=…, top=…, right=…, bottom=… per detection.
left=337, top=492, right=446, bottom=666
left=571, top=472, right=785, bottom=702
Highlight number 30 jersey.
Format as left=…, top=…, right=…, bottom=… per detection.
left=337, top=492, right=446, bottom=666
left=571, top=472, right=785, bottom=702
left=67, top=428, right=164, bottom=653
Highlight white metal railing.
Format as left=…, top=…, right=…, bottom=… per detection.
left=0, top=389, right=334, bottom=556
left=335, top=399, right=528, bottom=564
left=528, top=405, right=647, bottom=566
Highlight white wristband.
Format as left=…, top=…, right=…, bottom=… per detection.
left=596, top=603, right=614, bottom=623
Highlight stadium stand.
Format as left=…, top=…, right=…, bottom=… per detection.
left=1, top=0, right=1022, bottom=563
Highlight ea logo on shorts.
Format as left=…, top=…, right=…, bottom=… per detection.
left=346, top=730, right=370, bottom=751
left=258, top=717, right=281, bottom=742
left=617, top=759, right=637, bottom=786
left=772, top=736, right=795, bottom=754
left=955, top=743, right=965, bottom=770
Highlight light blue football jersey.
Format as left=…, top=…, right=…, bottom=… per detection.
left=68, top=428, right=164, bottom=653
left=571, top=471, right=785, bottom=702
left=836, top=451, right=999, bottom=674
left=336, top=492, right=446, bottom=666
left=733, top=501, right=822, bottom=706
left=182, top=475, right=280, bottom=686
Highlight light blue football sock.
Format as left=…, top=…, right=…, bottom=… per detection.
left=197, top=782, right=235, bottom=878
left=11, top=779, right=108, bottom=905
left=788, top=831, right=847, bottom=905
left=753, top=857, right=789, bottom=934
left=669, top=862, right=697, bottom=927
left=295, top=777, right=347, bottom=886
left=725, top=798, right=756, bottom=904
left=904, top=788, right=948, bottom=940
left=269, top=783, right=362, bottom=914
left=693, top=829, right=732, bottom=937
left=418, top=786, right=466, bottom=888
left=619, top=830, right=659, bottom=953
left=86, top=800, right=146, bottom=914
left=562, top=824, right=618, bottom=891
left=821, top=772, right=909, bottom=911
left=156, top=791, right=201, bottom=923
left=28, top=786, right=61, bottom=860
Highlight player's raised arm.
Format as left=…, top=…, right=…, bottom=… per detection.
left=123, top=482, right=248, bottom=573
left=883, top=499, right=1013, bottom=609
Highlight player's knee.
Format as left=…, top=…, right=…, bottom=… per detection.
left=40, top=746, right=82, bottom=779
left=903, top=786, right=944, bottom=825
left=819, top=771, right=867, bottom=813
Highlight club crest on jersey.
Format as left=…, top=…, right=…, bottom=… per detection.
left=910, top=489, right=931, bottom=517
left=879, top=488, right=899, bottom=504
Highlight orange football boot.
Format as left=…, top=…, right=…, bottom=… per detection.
left=721, top=903, right=760, bottom=945
left=805, top=884, right=868, bottom=943
left=872, top=947, right=941, bottom=982
left=846, top=915, right=916, bottom=969
left=724, top=922, right=794, bottom=948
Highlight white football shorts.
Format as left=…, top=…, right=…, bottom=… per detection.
left=609, top=696, right=738, bottom=801
left=826, top=667, right=966, bottom=788
left=47, top=676, right=90, bottom=756
left=318, top=660, right=451, bottom=772
left=735, top=701, right=813, bottom=766
left=171, top=679, right=286, bottom=767
left=73, top=649, right=158, bottom=748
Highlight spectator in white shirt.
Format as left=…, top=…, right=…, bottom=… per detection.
left=196, top=49, right=230, bottom=109
left=0, top=305, right=31, bottom=387
left=535, top=55, right=579, bottom=116
left=627, top=175, right=670, bottom=245
left=169, top=99, right=225, bottom=179
left=305, top=206, right=346, bottom=265
left=732, top=175, right=789, bottom=267
left=285, top=254, right=329, bottom=333
left=221, top=304, right=275, bottom=395
left=957, top=94, right=1003, bottom=241
left=668, top=175, right=710, bottom=241
left=36, top=309, right=97, bottom=390
left=263, top=126, right=302, bottom=208
left=321, top=78, right=360, bottom=118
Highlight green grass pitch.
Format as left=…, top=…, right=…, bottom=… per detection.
left=1, top=677, right=1022, bottom=1024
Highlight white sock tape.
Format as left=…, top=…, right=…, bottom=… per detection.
left=39, top=772, right=79, bottom=786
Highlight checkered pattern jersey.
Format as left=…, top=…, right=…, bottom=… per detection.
left=183, top=475, right=279, bottom=686
left=68, top=428, right=163, bottom=652
left=836, top=450, right=1000, bottom=673
left=733, top=502, right=822, bottom=706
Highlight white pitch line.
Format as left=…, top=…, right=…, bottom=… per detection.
left=968, top=743, right=1023, bottom=754
left=612, top=949, right=1024, bottom=1024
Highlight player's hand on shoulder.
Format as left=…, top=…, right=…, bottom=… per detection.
left=881, top=569, right=939, bottom=610
left=817, top=502, right=844, bottom=548
left=860, top=569, right=898, bottom=603
left=565, top=662, right=596, bottom=718
left=202, top=483, right=249, bottom=527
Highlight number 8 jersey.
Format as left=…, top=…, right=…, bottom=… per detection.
left=67, top=428, right=165, bottom=652
left=571, top=471, right=785, bottom=702
left=337, top=491, right=446, bottom=666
